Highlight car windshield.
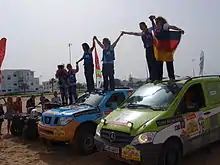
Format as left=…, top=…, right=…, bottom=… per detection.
left=76, top=93, right=104, bottom=107
left=122, top=83, right=183, bottom=110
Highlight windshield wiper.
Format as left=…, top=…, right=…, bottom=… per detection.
left=126, top=104, right=162, bottom=111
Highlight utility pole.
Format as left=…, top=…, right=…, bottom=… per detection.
left=68, top=43, right=72, bottom=65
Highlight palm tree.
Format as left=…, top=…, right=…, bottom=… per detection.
left=49, top=78, right=56, bottom=93
left=20, top=83, right=29, bottom=94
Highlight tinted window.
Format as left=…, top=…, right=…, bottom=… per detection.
left=123, top=84, right=182, bottom=110
left=106, top=92, right=125, bottom=107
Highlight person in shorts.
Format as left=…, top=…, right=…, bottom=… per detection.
left=5, top=97, right=15, bottom=134
left=13, top=97, right=22, bottom=114
left=0, top=104, right=4, bottom=135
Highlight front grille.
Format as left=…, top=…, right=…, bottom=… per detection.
left=101, top=129, right=133, bottom=144
left=44, top=116, right=52, bottom=124
left=54, top=117, right=59, bottom=124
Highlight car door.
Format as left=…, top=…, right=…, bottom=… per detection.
left=202, top=80, right=220, bottom=144
left=175, top=83, right=210, bottom=153
left=101, top=92, right=126, bottom=117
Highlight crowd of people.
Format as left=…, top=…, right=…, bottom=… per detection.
left=0, top=92, right=61, bottom=135
left=0, top=14, right=184, bottom=135
left=55, top=15, right=184, bottom=101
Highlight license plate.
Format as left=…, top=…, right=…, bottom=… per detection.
left=121, top=145, right=141, bottom=161
left=104, top=145, right=119, bottom=154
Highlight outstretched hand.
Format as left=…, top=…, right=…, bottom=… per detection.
left=149, top=15, right=156, bottom=20
left=180, top=30, right=184, bottom=34
left=93, top=36, right=97, bottom=40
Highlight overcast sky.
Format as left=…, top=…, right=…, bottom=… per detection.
left=0, top=0, right=219, bottom=83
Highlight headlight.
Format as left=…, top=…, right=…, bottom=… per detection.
left=96, top=124, right=102, bottom=136
left=130, top=132, right=156, bottom=146
left=58, top=116, right=73, bottom=126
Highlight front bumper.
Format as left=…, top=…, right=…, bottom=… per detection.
left=94, top=135, right=162, bottom=165
left=38, top=121, right=79, bottom=142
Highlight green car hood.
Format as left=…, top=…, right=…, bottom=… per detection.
left=103, top=108, right=163, bottom=133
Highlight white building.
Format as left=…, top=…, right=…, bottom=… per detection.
left=42, top=79, right=59, bottom=92
left=1, top=69, right=40, bottom=93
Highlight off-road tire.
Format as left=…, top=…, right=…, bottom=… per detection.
left=23, top=119, right=39, bottom=140
left=10, top=118, right=24, bottom=136
left=158, top=139, right=182, bottom=165
left=75, top=124, right=97, bottom=155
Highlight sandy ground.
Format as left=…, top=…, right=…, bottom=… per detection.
left=0, top=96, right=220, bottom=165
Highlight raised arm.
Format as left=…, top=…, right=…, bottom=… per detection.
left=165, top=24, right=184, bottom=34
left=90, top=39, right=95, bottom=52
left=76, top=57, right=84, bottom=64
left=111, top=32, right=124, bottom=48
left=121, top=31, right=142, bottom=36
left=93, top=36, right=104, bottom=49
left=149, top=15, right=156, bottom=31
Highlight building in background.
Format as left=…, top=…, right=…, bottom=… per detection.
left=1, top=69, right=40, bottom=93
left=42, top=79, right=59, bottom=92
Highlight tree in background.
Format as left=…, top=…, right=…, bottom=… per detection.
left=49, top=78, right=56, bottom=93
left=20, top=83, right=29, bottom=94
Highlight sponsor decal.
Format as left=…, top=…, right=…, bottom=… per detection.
left=73, top=109, right=98, bottom=117
left=121, top=145, right=141, bottom=161
left=186, top=113, right=196, bottom=120
left=156, top=116, right=184, bottom=127
left=186, top=119, right=199, bottom=135
left=108, top=121, right=128, bottom=126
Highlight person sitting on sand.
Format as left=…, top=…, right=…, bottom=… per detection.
left=13, top=97, right=22, bottom=114
left=26, top=95, right=36, bottom=114
left=0, top=104, right=4, bottom=135
left=51, top=91, right=61, bottom=105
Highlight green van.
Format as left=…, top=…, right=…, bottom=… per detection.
left=95, top=76, right=220, bottom=165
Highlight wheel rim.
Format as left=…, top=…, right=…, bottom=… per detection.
left=83, top=135, right=94, bottom=151
left=165, top=150, right=178, bottom=165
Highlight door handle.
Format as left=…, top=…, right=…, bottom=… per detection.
left=204, top=112, right=211, bottom=115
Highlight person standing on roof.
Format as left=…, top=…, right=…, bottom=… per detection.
left=76, top=41, right=95, bottom=93
left=93, top=33, right=123, bottom=92
left=67, top=63, right=79, bottom=105
left=55, top=64, right=68, bottom=105
left=150, top=15, right=184, bottom=81
left=121, top=21, right=158, bottom=82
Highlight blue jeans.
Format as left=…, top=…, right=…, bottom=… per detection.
left=60, top=87, right=68, bottom=105
left=68, top=85, right=77, bottom=104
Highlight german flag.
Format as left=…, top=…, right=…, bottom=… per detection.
left=153, top=31, right=182, bottom=62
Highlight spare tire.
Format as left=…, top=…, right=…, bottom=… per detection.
left=23, top=117, right=39, bottom=140
left=10, top=115, right=25, bottom=136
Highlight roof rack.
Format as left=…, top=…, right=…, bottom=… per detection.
left=185, top=75, right=220, bottom=83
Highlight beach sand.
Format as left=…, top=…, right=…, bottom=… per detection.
left=0, top=96, right=220, bottom=165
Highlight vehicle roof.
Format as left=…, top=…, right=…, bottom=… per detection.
left=149, top=75, right=220, bottom=86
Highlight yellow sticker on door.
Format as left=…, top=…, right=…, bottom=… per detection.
left=186, top=119, right=199, bottom=136
left=121, top=145, right=141, bottom=161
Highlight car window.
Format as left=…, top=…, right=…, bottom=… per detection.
left=106, top=92, right=126, bottom=107
left=176, top=83, right=205, bottom=115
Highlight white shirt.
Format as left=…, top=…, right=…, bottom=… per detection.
left=51, top=96, right=61, bottom=104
